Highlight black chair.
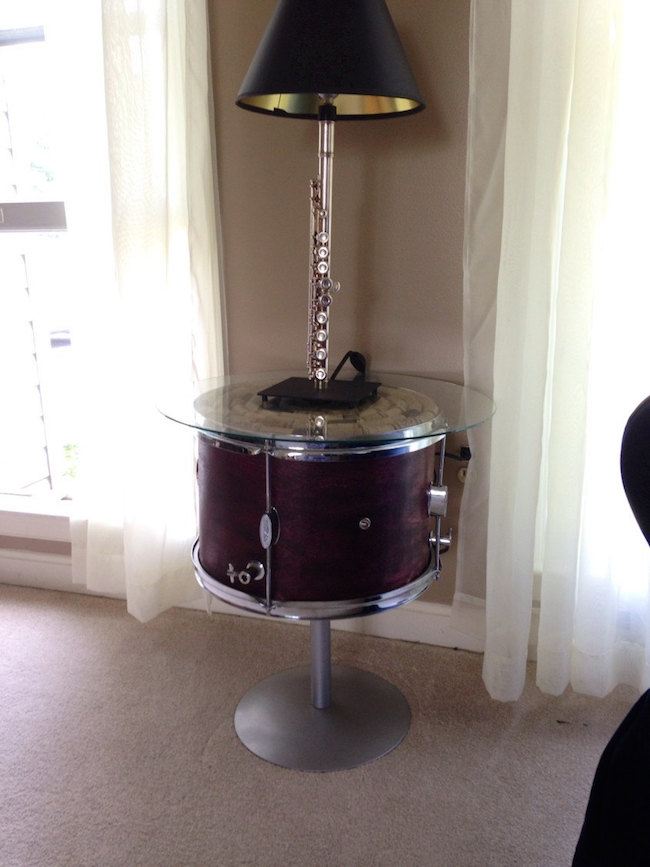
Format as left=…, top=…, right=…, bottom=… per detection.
left=621, top=395, right=650, bottom=548
left=573, top=395, right=650, bottom=866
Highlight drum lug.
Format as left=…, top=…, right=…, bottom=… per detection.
left=427, top=483, right=448, bottom=517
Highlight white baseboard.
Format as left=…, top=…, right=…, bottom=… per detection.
left=0, top=549, right=76, bottom=593
left=0, top=549, right=484, bottom=654
left=330, top=599, right=484, bottom=652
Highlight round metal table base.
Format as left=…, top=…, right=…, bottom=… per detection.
left=234, top=665, right=411, bottom=772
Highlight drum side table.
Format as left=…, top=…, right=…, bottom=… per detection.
left=161, top=371, right=493, bottom=771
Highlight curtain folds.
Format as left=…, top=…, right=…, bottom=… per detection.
left=453, top=0, right=509, bottom=647
left=463, top=0, right=650, bottom=701
left=69, top=0, right=225, bottom=621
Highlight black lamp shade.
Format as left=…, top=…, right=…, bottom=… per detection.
left=236, top=0, right=425, bottom=119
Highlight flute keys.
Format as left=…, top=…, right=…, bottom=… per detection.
left=315, top=312, right=328, bottom=325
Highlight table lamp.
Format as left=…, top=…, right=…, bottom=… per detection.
left=236, top=0, right=425, bottom=405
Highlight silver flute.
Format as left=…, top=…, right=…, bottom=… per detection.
left=307, top=101, right=340, bottom=384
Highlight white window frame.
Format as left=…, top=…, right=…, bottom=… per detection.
left=0, top=23, right=73, bottom=587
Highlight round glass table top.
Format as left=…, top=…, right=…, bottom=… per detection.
left=160, top=371, right=494, bottom=447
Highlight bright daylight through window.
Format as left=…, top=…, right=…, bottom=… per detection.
left=0, top=11, right=78, bottom=498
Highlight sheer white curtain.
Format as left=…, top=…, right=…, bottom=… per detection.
left=65, top=0, right=225, bottom=621
left=460, top=0, right=650, bottom=701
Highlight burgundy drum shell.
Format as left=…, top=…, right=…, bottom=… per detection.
left=197, top=436, right=435, bottom=603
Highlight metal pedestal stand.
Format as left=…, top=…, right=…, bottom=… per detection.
left=233, top=619, right=411, bottom=772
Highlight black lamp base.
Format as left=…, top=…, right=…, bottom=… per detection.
left=258, top=376, right=381, bottom=407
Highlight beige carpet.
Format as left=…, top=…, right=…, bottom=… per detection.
left=0, top=584, right=638, bottom=866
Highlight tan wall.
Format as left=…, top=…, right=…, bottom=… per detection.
left=208, top=1, right=471, bottom=604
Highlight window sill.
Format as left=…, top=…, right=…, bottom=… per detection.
left=0, top=493, right=72, bottom=546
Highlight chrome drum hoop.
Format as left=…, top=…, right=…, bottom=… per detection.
left=197, top=430, right=443, bottom=460
left=192, top=538, right=436, bottom=621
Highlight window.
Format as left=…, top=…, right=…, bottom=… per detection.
left=1, top=17, right=79, bottom=497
